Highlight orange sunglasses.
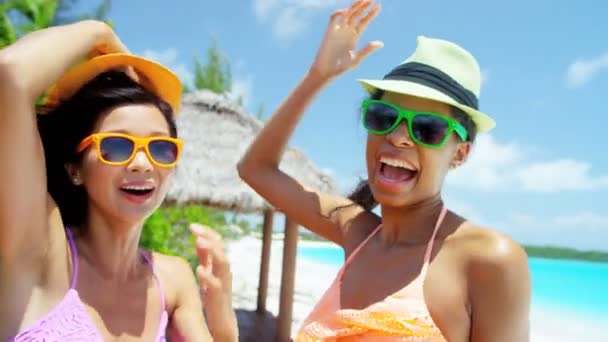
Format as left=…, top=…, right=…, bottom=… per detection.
left=77, top=132, right=183, bottom=167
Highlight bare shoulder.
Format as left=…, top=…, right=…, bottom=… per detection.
left=451, top=222, right=530, bottom=280
left=149, top=252, right=194, bottom=282
left=145, top=252, right=196, bottom=308
left=447, top=222, right=531, bottom=340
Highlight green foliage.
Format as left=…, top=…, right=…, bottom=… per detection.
left=13, top=0, right=58, bottom=37
left=0, top=0, right=111, bottom=48
left=140, top=205, right=247, bottom=269
left=524, top=245, right=608, bottom=263
left=0, top=12, right=16, bottom=46
left=193, top=37, right=233, bottom=95
left=0, top=0, right=58, bottom=47
left=188, top=36, right=269, bottom=116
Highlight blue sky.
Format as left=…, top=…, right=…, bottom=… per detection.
left=97, top=0, right=607, bottom=250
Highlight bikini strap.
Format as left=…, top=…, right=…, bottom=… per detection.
left=339, top=207, right=447, bottom=277
left=140, top=250, right=166, bottom=310
left=65, top=226, right=79, bottom=289
left=423, top=207, right=448, bottom=264
left=338, top=224, right=383, bottom=277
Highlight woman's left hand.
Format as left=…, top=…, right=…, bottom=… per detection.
left=189, top=224, right=238, bottom=341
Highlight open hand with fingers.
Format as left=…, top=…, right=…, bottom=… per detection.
left=190, top=224, right=238, bottom=341
left=310, top=0, right=383, bottom=81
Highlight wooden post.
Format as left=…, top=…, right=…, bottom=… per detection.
left=276, top=217, right=299, bottom=342
left=257, top=209, right=274, bottom=313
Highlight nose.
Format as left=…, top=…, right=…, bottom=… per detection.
left=386, top=120, right=415, bottom=148
left=126, top=148, right=153, bottom=173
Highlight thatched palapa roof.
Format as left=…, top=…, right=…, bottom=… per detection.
left=165, top=90, right=339, bottom=213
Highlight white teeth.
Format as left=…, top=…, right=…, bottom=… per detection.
left=122, top=185, right=154, bottom=191
left=380, top=157, right=416, bottom=170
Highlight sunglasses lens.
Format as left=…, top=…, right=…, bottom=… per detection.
left=149, top=140, right=179, bottom=165
left=99, top=137, right=134, bottom=163
left=411, top=114, right=449, bottom=145
left=364, top=102, right=399, bottom=132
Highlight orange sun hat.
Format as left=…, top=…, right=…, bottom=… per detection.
left=44, top=53, right=183, bottom=115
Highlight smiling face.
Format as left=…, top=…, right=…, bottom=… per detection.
left=72, top=104, right=176, bottom=226
left=365, top=92, right=472, bottom=208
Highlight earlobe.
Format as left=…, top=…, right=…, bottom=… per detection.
left=451, top=142, right=472, bottom=169
left=64, top=164, right=82, bottom=186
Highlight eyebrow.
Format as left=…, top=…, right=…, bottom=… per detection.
left=103, top=129, right=171, bottom=137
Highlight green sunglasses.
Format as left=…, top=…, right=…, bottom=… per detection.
left=361, top=99, right=468, bottom=148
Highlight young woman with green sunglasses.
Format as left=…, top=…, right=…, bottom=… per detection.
left=238, top=0, right=530, bottom=341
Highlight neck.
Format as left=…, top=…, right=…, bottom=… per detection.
left=378, top=194, right=444, bottom=247
left=75, top=211, right=145, bottom=283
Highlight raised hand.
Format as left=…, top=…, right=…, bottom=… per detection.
left=189, top=224, right=237, bottom=341
left=310, top=0, right=383, bottom=81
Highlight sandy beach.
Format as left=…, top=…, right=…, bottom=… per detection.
left=226, top=236, right=608, bottom=341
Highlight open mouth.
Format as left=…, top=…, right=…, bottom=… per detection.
left=119, top=185, right=156, bottom=197
left=378, top=156, right=418, bottom=183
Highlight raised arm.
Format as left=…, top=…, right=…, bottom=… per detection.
left=0, top=21, right=127, bottom=263
left=237, top=0, right=383, bottom=246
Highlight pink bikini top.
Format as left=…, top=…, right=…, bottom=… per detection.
left=10, top=227, right=168, bottom=342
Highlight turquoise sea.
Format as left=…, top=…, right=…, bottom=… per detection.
left=297, top=244, right=608, bottom=320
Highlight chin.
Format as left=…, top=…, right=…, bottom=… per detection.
left=371, top=183, right=440, bottom=211
left=110, top=195, right=163, bottom=226
left=118, top=206, right=158, bottom=223
left=374, top=192, right=420, bottom=209
left=370, top=183, right=416, bottom=208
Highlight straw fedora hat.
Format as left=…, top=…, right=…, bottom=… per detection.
left=44, top=53, right=182, bottom=114
left=358, top=36, right=495, bottom=133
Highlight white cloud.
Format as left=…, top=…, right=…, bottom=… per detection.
left=274, top=7, right=308, bottom=40
left=253, top=0, right=348, bottom=40
left=254, top=0, right=279, bottom=19
left=566, top=52, right=608, bottom=88
left=141, top=48, right=193, bottom=87
left=507, top=211, right=608, bottom=250
left=447, top=135, right=522, bottom=191
left=438, top=200, right=608, bottom=250
left=515, top=159, right=608, bottom=192
left=554, top=212, right=608, bottom=229
left=447, top=134, right=608, bottom=193
left=507, top=211, right=608, bottom=249
left=443, top=197, right=490, bottom=225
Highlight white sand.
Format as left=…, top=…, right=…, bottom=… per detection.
left=226, top=237, right=608, bottom=341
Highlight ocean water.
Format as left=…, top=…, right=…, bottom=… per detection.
left=297, top=244, right=608, bottom=320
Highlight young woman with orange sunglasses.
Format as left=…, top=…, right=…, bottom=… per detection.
left=0, top=21, right=237, bottom=341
